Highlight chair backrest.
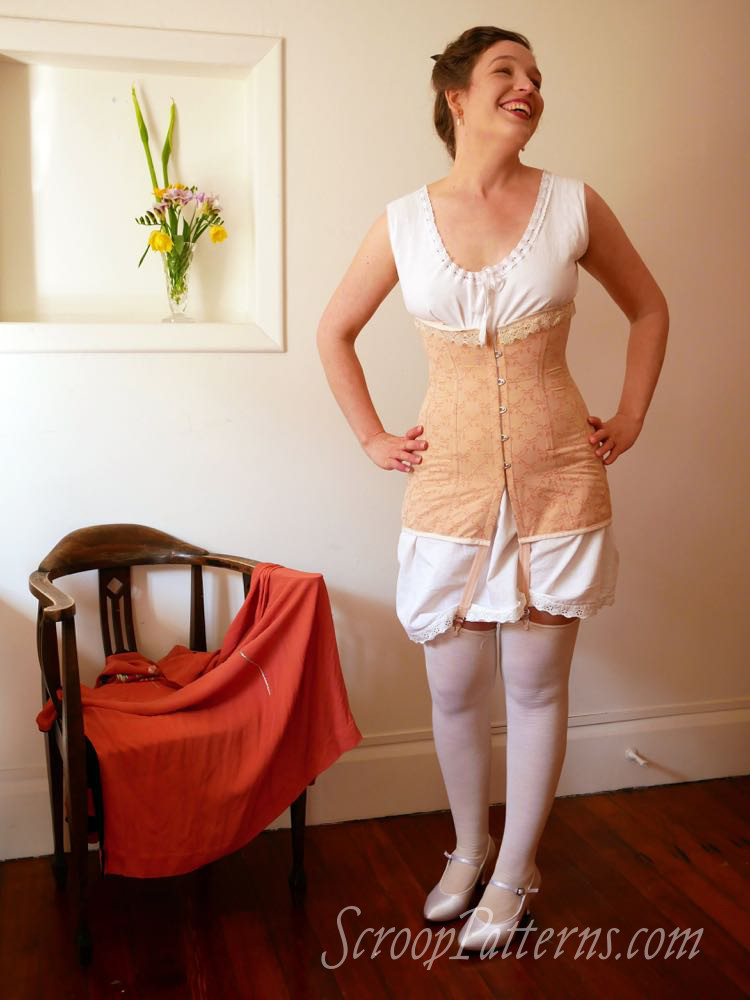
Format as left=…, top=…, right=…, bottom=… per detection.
left=30, top=524, right=259, bottom=724
left=37, top=523, right=212, bottom=656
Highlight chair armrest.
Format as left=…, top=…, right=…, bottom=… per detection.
left=201, top=553, right=260, bottom=574
left=29, top=571, right=76, bottom=621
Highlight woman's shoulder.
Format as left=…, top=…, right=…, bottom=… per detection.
left=385, top=185, right=426, bottom=241
left=546, top=169, right=585, bottom=194
left=386, top=184, right=424, bottom=212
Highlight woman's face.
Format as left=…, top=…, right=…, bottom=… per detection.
left=455, top=40, right=544, bottom=147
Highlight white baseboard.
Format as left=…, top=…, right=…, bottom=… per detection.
left=3, top=703, right=749, bottom=863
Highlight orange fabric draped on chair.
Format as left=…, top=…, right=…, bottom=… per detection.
left=36, top=563, right=363, bottom=878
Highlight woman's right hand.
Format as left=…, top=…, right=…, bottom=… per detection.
left=362, top=425, right=428, bottom=473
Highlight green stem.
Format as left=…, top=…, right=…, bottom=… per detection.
left=131, top=85, right=158, bottom=192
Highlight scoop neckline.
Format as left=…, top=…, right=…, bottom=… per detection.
left=419, top=169, right=552, bottom=281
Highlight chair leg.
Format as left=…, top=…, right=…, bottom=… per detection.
left=43, top=726, right=67, bottom=890
left=85, top=738, right=106, bottom=867
left=288, top=787, right=308, bottom=904
left=67, top=766, right=92, bottom=964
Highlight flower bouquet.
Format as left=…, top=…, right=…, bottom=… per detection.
left=131, top=86, right=227, bottom=322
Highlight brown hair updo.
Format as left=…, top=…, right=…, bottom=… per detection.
left=431, top=25, right=532, bottom=161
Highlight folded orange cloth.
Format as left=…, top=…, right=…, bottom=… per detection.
left=37, top=563, right=363, bottom=878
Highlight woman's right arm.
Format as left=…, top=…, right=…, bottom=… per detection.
left=316, top=211, right=427, bottom=474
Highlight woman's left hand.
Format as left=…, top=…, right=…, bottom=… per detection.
left=586, top=412, right=643, bottom=465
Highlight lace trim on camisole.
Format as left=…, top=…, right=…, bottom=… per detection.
left=417, top=170, right=553, bottom=283
left=413, top=300, right=576, bottom=347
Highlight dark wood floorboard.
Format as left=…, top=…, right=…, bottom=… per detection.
left=0, top=775, right=747, bottom=998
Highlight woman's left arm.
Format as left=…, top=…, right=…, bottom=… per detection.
left=578, top=182, right=670, bottom=465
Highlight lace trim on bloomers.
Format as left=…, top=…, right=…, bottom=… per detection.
left=407, top=606, right=511, bottom=644
left=406, top=589, right=616, bottom=645
left=413, top=300, right=576, bottom=349
left=527, top=589, right=616, bottom=620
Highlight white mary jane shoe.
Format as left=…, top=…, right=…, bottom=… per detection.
left=423, top=833, right=497, bottom=922
left=457, top=864, right=541, bottom=952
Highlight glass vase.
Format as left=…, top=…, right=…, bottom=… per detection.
left=161, top=242, right=196, bottom=323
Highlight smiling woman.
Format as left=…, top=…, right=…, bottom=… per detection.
left=430, top=34, right=544, bottom=160
left=317, top=20, right=668, bottom=957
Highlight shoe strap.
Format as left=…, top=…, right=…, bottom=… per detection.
left=489, top=876, right=540, bottom=896
left=443, top=850, right=481, bottom=867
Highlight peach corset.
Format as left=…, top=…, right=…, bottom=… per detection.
left=401, top=299, right=613, bottom=633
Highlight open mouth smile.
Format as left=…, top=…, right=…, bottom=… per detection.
left=498, top=102, right=532, bottom=119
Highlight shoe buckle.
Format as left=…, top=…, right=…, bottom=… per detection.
left=490, top=876, right=529, bottom=895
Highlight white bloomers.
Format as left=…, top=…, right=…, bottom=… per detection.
left=397, top=485, right=620, bottom=644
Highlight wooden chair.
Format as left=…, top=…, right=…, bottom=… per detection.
left=29, top=523, right=312, bottom=964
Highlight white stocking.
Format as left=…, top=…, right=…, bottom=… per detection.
left=477, top=616, right=580, bottom=922
left=423, top=626, right=497, bottom=893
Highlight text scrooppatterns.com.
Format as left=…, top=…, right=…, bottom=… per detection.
left=320, top=906, right=703, bottom=967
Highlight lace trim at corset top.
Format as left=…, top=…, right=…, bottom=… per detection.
left=413, top=300, right=576, bottom=347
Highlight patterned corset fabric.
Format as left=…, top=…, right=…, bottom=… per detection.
left=401, top=301, right=613, bottom=545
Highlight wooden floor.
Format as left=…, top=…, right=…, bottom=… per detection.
left=1, top=776, right=748, bottom=998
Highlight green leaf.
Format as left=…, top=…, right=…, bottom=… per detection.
left=161, top=98, right=176, bottom=187
left=167, top=205, right=178, bottom=239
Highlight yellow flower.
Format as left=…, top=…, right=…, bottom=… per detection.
left=152, top=183, right=186, bottom=197
left=149, top=230, right=173, bottom=252
left=209, top=225, right=228, bottom=243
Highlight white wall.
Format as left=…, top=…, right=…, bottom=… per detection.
left=2, top=0, right=749, bottom=860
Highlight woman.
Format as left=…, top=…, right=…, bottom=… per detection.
left=317, top=26, right=668, bottom=952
